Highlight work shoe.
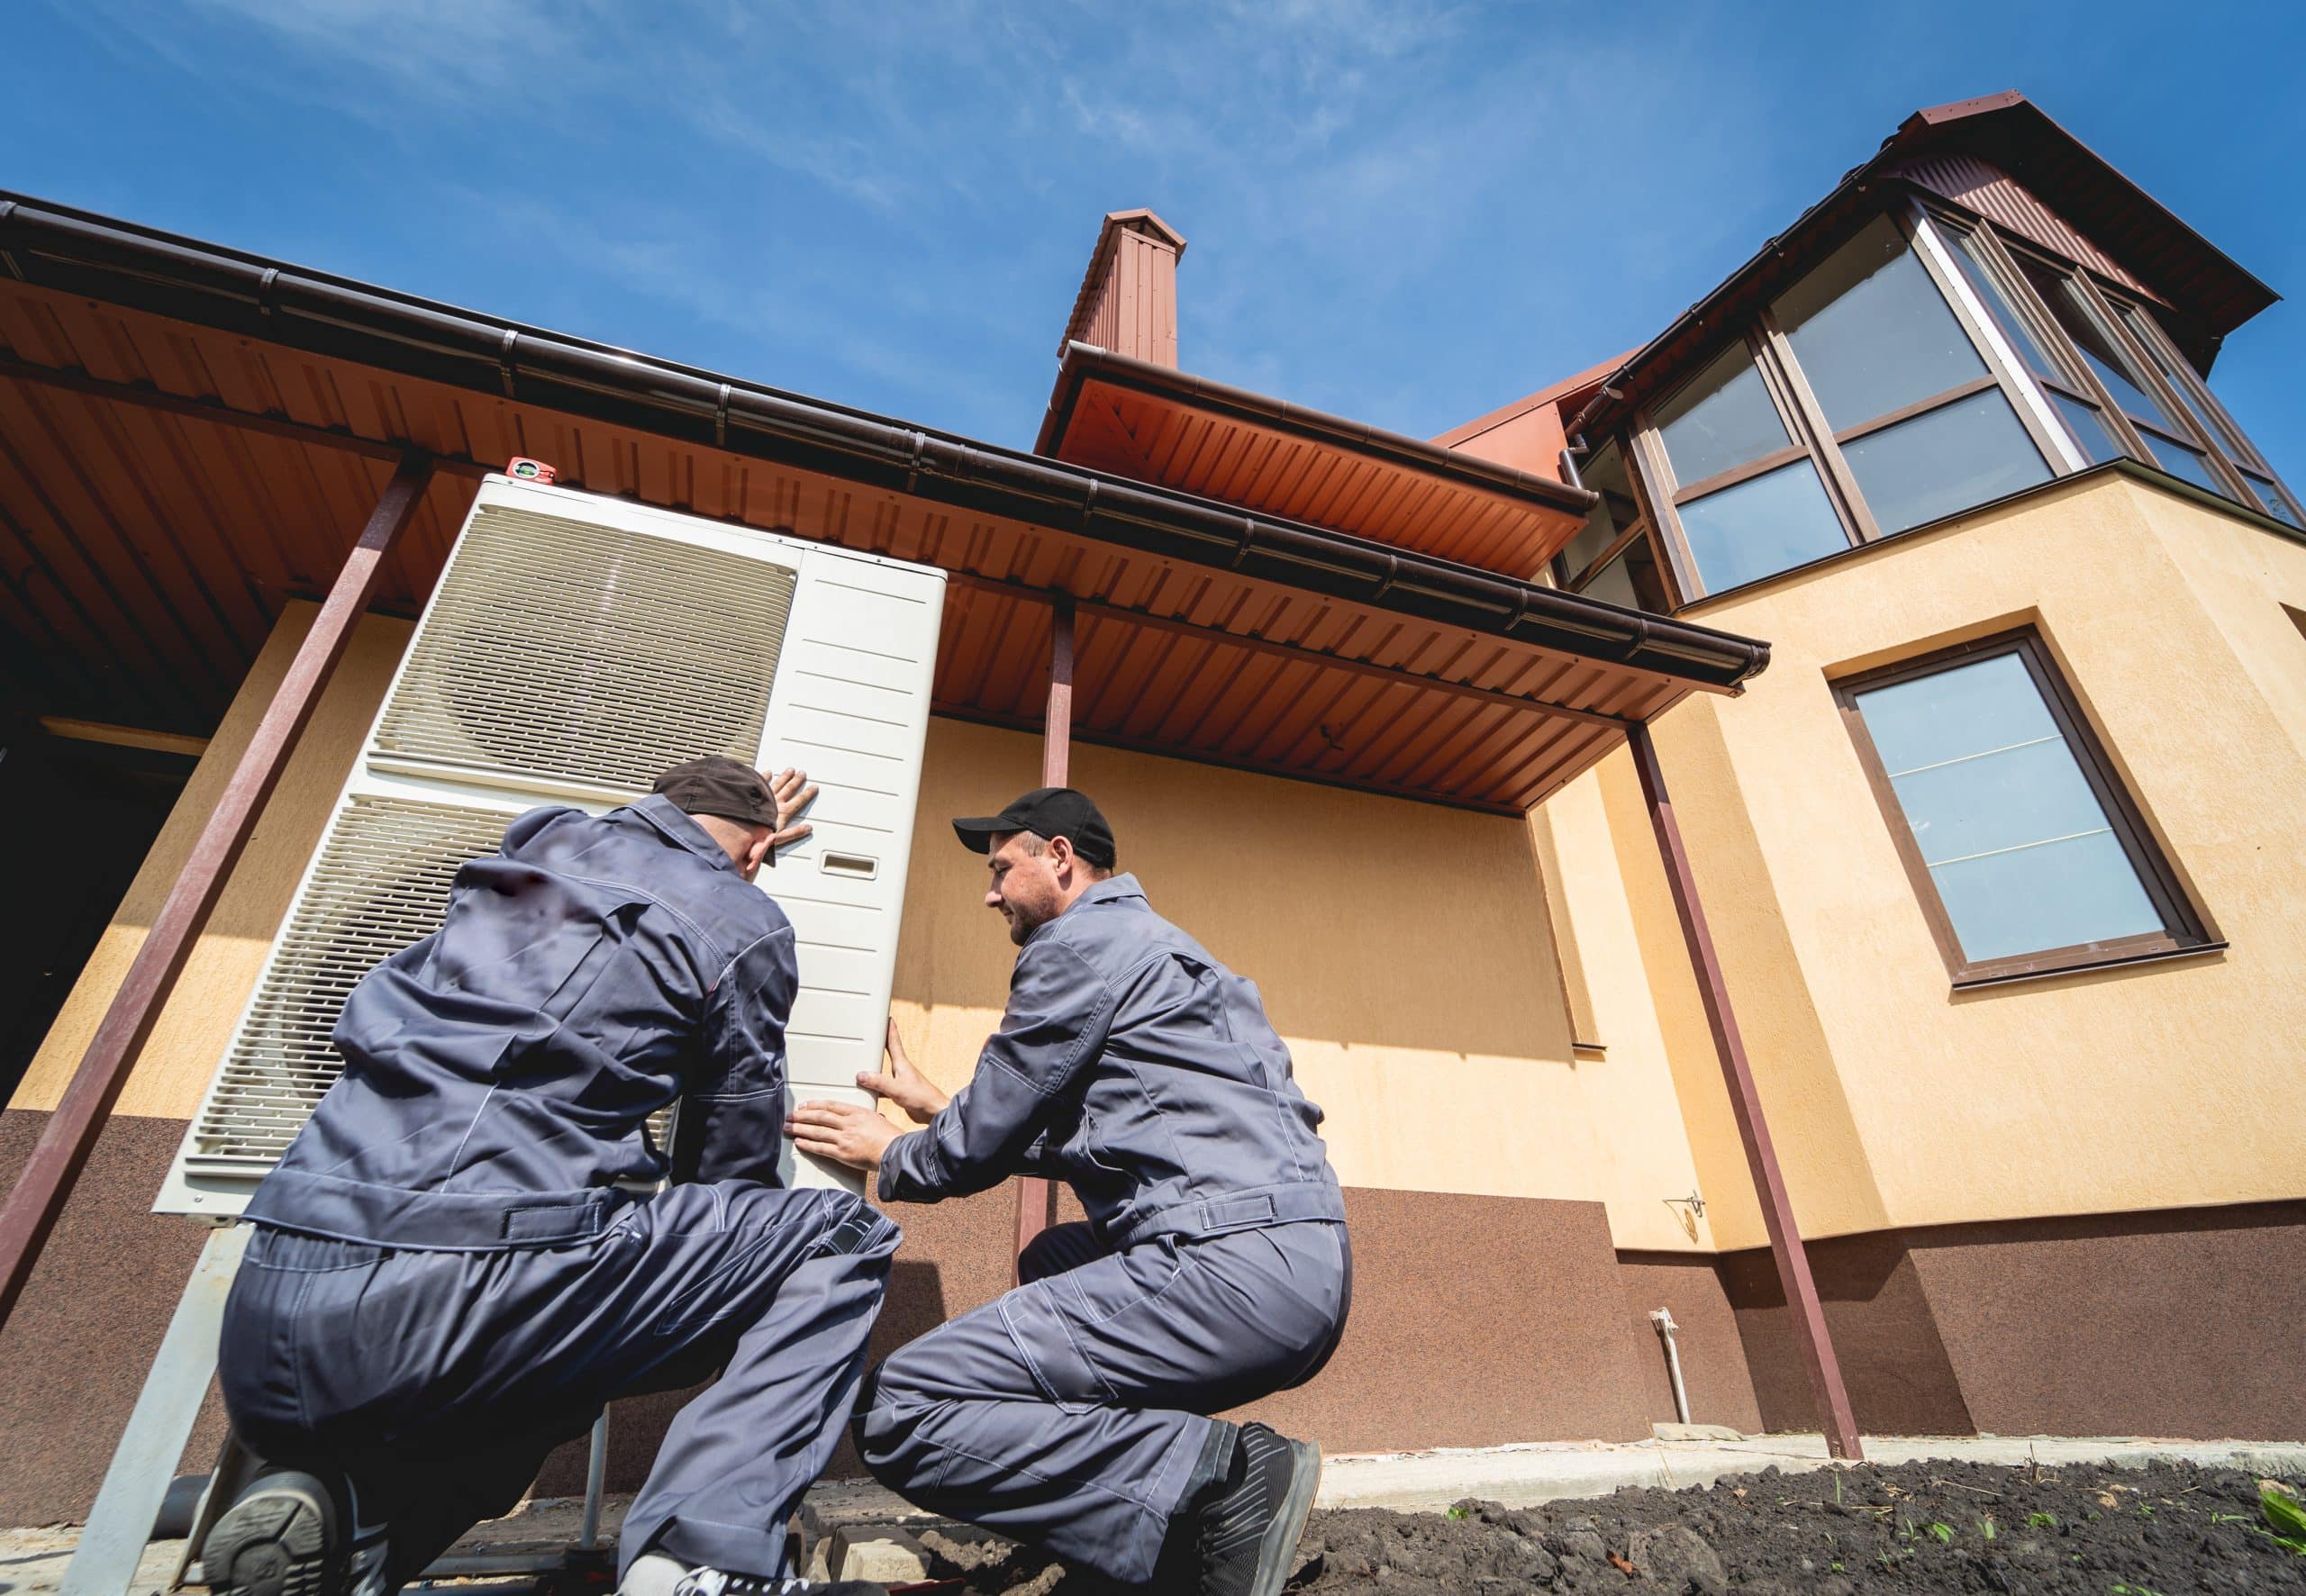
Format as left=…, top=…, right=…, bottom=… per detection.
left=1197, top=1421, right=1322, bottom=1596
left=617, top=1551, right=886, bottom=1596
left=202, top=1468, right=388, bottom=1596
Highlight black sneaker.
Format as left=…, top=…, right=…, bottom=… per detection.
left=1198, top=1422, right=1321, bottom=1596
left=203, top=1469, right=387, bottom=1596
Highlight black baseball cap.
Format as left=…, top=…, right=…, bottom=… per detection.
left=652, top=756, right=777, bottom=829
left=951, top=787, right=1116, bottom=866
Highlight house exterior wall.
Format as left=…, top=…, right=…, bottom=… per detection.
left=1630, top=473, right=2306, bottom=1242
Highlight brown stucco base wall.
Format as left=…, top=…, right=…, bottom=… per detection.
left=1615, top=1251, right=1764, bottom=1435
left=542, top=1183, right=1658, bottom=1497
left=0, top=1109, right=226, bottom=1527
left=1720, top=1202, right=2306, bottom=1441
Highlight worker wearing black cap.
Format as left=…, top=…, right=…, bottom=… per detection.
left=206, top=757, right=896, bottom=1596
left=788, top=787, right=1351, bottom=1596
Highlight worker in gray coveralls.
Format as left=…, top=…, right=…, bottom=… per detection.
left=205, top=757, right=895, bottom=1596
left=787, top=787, right=1352, bottom=1596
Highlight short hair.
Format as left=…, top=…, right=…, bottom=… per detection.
left=991, top=830, right=1112, bottom=876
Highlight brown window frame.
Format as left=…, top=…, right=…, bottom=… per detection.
left=2108, top=297, right=2306, bottom=526
left=1629, top=202, right=2067, bottom=604
left=1551, top=437, right=1689, bottom=612
left=1834, top=629, right=2218, bottom=987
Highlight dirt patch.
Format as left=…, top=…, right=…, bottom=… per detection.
left=915, top=1458, right=2306, bottom=1593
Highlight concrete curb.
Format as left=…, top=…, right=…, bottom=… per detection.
left=1312, top=1433, right=2306, bottom=1513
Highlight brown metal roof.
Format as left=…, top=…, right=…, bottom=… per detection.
left=0, top=194, right=1767, bottom=815
left=1563, top=91, right=2281, bottom=444
left=1037, top=342, right=1593, bottom=577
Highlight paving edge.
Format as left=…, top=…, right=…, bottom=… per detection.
left=1312, top=1436, right=2306, bottom=1514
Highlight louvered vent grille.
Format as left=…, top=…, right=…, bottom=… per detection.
left=375, top=506, right=798, bottom=791
left=186, top=797, right=507, bottom=1173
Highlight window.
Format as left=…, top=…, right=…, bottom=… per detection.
left=1550, top=440, right=1674, bottom=612
left=1939, top=222, right=2121, bottom=466
left=1837, top=632, right=2213, bottom=983
left=2116, top=304, right=2306, bottom=529
left=1648, top=346, right=1849, bottom=592
left=1632, top=210, right=2059, bottom=602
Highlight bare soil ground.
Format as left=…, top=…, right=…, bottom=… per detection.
left=914, top=1458, right=2306, bottom=1594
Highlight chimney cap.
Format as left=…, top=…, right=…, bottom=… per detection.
left=1059, top=208, right=1188, bottom=358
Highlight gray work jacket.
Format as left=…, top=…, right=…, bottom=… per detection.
left=244, top=794, right=797, bottom=1251
left=878, top=875, right=1345, bottom=1247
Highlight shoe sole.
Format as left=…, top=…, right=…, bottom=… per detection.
left=1248, top=1438, right=1321, bottom=1596
left=204, top=1481, right=335, bottom=1596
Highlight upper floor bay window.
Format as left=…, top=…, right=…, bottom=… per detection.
left=1548, top=438, right=1674, bottom=612
left=1836, top=631, right=2215, bottom=984
left=1594, top=200, right=2305, bottom=609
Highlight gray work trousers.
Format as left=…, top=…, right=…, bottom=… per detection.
left=856, top=1218, right=1350, bottom=1585
left=217, top=1183, right=898, bottom=1586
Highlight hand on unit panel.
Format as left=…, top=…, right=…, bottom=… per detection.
left=863, top=1017, right=949, bottom=1124
left=764, top=766, right=818, bottom=861
left=785, top=1097, right=900, bottom=1171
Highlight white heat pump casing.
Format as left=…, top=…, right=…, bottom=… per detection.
left=157, top=474, right=945, bottom=1220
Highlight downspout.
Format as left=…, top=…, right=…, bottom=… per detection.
left=1649, top=1309, right=1692, bottom=1426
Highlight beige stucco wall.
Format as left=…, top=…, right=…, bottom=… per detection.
left=1644, top=473, right=2306, bottom=1239
left=12, top=603, right=412, bottom=1121
left=16, top=605, right=1718, bottom=1251
left=891, top=718, right=1714, bottom=1252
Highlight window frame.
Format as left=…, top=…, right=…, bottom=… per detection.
left=1553, top=437, right=1691, bottom=612
left=1833, top=629, right=2218, bottom=986
left=1630, top=203, right=2065, bottom=603
left=2106, top=296, right=2306, bottom=525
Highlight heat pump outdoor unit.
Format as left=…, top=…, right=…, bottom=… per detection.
left=157, top=474, right=946, bottom=1218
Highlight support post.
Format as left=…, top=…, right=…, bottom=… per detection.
left=1012, top=593, right=1076, bottom=1274
left=0, top=452, right=435, bottom=1330
left=1625, top=721, right=1864, bottom=1461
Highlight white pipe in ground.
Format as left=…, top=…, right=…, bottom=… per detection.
left=1649, top=1308, right=1691, bottom=1426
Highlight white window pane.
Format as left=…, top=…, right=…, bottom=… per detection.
left=1675, top=459, right=1848, bottom=593
left=1891, top=739, right=2115, bottom=866
left=1655, top=346, right=1791, bottom=487
left=1854, top=652, right=2056, bottom=774
left=1929, top=832, right=2164, bottom=962
left=1947, top=229, right=2057, bottom=379
left=1840, top=390, right=2049, bottom=535
left=1855, top=651, right=2168, bottom=965
left=1775, top=215, right=1986, bottom=431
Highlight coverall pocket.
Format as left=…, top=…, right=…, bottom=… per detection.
left=998, top=1282, right=1114, bottom=1416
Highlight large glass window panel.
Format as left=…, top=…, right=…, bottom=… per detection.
left=2141, top=433, right=2223, bottom=494
left=1578, top=533, right=1671, bottom=613
left=1654, top=346, right=1790, bottom=487
left=1558, top=441, right=1639, bottom=579
left=1854, top=652, right=2165, bottom=963
left=2241, top=470, right=2302, bottom=529
left=2014, top=256, right=2178, bottom=430
left=2048, top=392, right=2120, bottom=465
left=1675, top=458, right=1848, bottom=593
left=1946, top=226, right=2057, bottom=379
left=1839, top=389, right=2050, bottom=535
left=1775, top=215, right=1986, bottom=431
left=2120, top=306, right=2249, bottom=458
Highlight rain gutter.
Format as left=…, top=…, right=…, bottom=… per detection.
left=0, top=194, right=1766, bottom=692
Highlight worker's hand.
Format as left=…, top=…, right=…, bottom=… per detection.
left=785, top=1099, right=901, bottom=1173
left=860, top=1019, right=949, bottom=1125
left=764, top=766, right=818, bottom=863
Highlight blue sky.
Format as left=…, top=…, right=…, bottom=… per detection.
left=10, top=1, right=2303, bottom=475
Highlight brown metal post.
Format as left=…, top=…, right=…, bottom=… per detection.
left=1625, top=721, right=1865, bottom=1460
left=1012, top=592, right=1076, bottom=1274
left=0, top=451, right=435, bottom=1330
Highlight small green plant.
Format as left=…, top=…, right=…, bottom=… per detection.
left=1926, top=1522, right=1955, bottom=1545
left=2026, top=1511, right=2057, bottom=1529
left=1444, top=1505, right=1470, bottom=1522
left=2110, top=1585, right=2168, bottom=1596
left=1829, top=1563, right=1844, bottom=1573
left=1980, top=1517, right=1997, bottom=1541
left=2257, top=1483, right=2306, bottom=1555
left=2136, top=1502, right=2154, bottom=1518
